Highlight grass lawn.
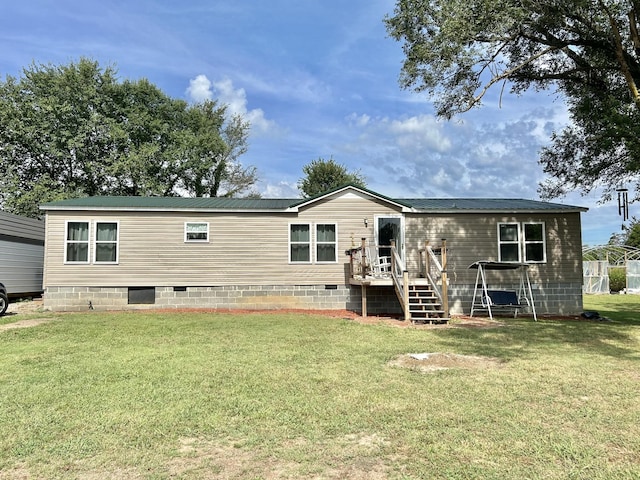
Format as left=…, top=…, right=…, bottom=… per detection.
left=1, top=297, right=640, bottom=479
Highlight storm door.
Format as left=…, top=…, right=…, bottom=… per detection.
left=375, top=216, right=404, bottom=262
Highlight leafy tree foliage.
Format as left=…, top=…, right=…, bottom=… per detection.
left=625, top=220, right=640, bottom=247
left=608, top=216, right=640, bottom=246
left=0, top=59, right=256, bottom=217
left=298, top=157, right=366, bottom=198
left=385, top=0, right=640, bottom=202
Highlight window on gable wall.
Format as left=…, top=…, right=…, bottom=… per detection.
left=523, top=223, right=545, bottom=262
left=95, top=222, right=119, bottom=263
left=289, top=223, right=311, bottom=263
left=316, top=223, right=337, bottom=263
left=498, top=222, right=546, bottom=263
left=65, top=221, right=90, bottom=263
left=289, top=223, right=338, bottom=264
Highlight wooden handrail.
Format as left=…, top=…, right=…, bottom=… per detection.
left=419, top=239, right=449, bottom=319
left=390, top=240, right=410, bottom=320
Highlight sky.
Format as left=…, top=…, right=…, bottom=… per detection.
left=0, top=0, right=628, bottom=245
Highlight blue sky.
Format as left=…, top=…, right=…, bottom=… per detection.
left=0, top=0, right=626, bottom=245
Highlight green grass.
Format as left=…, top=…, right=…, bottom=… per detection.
left=1, top=297, right=640, bottom=479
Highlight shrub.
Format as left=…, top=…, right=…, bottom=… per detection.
left=609, top=267, right=626, bottom=292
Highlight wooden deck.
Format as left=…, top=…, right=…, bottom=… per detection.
left=349, top=276, right=447, bottom=323
left=346, top=238, right=449, bottom=323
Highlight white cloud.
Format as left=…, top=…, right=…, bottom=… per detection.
left=389, top=115, right=452, bottom=153
left=186, top=74, right=213, bottom=103
left=186, top=75, right=276, bottom=133
left=261, top=180, right=299, bottom=198
left=336, top=108, right=574, bottom=200
left=344, top=113, right=453, bottom=158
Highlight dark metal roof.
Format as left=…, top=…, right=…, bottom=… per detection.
left=404, top=198, right=587, bottom=212
left=41, top=196, right=298, bottom=210
left=289, top=183, right=414, bottom=209
left=40, top=187, right=587, bottom=213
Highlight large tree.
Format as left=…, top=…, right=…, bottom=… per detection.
left=385, top=0, right=640, bottom=202
left=0, top=58, right=256, bottom=217
left=298, top=157, right=367, bottom=198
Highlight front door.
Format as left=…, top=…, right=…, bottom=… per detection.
left=375, top=216, right=404, bottom=262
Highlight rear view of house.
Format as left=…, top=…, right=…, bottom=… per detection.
left=0, top=211, right=45, bottom=299
left=40, top=185, right=587, bottom=318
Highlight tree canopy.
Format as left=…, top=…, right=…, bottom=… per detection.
left=297, top=157, right=367, bottom=198
left=385, top=0, right=640, bottom=202
left=0, top=59, right=257, bottom=217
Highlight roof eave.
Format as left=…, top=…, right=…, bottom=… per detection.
left=41, top=205, right=291, bottom=214
left=412, top=207, right=589, bottom=214
left=289, top=184, right=413, bottom=212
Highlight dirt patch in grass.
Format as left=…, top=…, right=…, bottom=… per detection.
left=389, top=352, right=504, bottom=373
left=1, top=298, right=506, bottom=331
left=0, top=299, right=58, bottom=331
left=167, top=434, right=393, bottom=480
left=0, top=317, right=59, bottom=331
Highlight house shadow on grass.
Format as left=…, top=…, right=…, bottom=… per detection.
left=429, top=317, right=640, bottom=362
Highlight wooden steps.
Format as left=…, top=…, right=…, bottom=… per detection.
left=407, top=283, right=449, bottom=324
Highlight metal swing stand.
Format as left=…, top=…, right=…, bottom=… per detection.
left=469, top=261, right=537, bottom=321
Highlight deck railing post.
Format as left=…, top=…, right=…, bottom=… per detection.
left=390, top=240, right=396, bottom=273
left=441, top=238, right=449, bottom=318
left=403, top=270, right=410, bottom=321
left=424, top=240, right=430, bottom=278
left=361, top=237, right=367, bottom=276
left=349, top=250, right=354, bottom=278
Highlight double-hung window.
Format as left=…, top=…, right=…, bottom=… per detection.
left=498, top=222, right=546, bottom=263
left=95, top=222, right=119, bottom=263
left=316, top=223, right=337, bottom=263
left=289, top=223, right=338, bottom=263
left=185, top=222, right=209, bottom=242
left=522, top=223, right=545, bottom=263
left=289, top=223, right=311, bottom=263
left=65, top=221, right=90, bottom=263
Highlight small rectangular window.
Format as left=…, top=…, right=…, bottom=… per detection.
left=95, top=222, right=118, bottom=263
left=289, top=223, right=311, bottom=263
left=185, top=222, right=209, bottom=242
left=316, top=223, right=337, bottom=263
left=65, top=221, right=90, bottom=263
left=498, top=223, right=520, bottom=262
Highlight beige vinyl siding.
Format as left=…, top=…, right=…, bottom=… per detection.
left=404, top=212, right=584, bottom=285
left=44, top=194, right=403, bottom=288
left=44, top=190, right=583, bottom=291
left=296, top=193, right=403, bottom=248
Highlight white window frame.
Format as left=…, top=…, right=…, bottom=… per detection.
left=94, top=221, right=119, bottom=264
left=522, top=222, right=546, bottom=263
left=289, top=223, right=312, bottom=264
left=184, top=222, right=210, bottom=243
left=497, top=222, right=546, bottom=263
left=498, top=223, right=521, bottom=263
left=64, top=220, right=90, bottom=264
left=315, top=223, right=338, bottom=264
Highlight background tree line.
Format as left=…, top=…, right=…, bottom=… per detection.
left=0, top=58, right=257, bottom=218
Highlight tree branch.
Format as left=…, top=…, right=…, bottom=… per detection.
left=629, top=8, right=640, bottom=58
left=467, top=45, right=560, bottom=110
left=599, top=0, right=640, bottom=109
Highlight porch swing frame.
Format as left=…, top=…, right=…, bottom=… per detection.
left=469, top=261, right=537, bottom=321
